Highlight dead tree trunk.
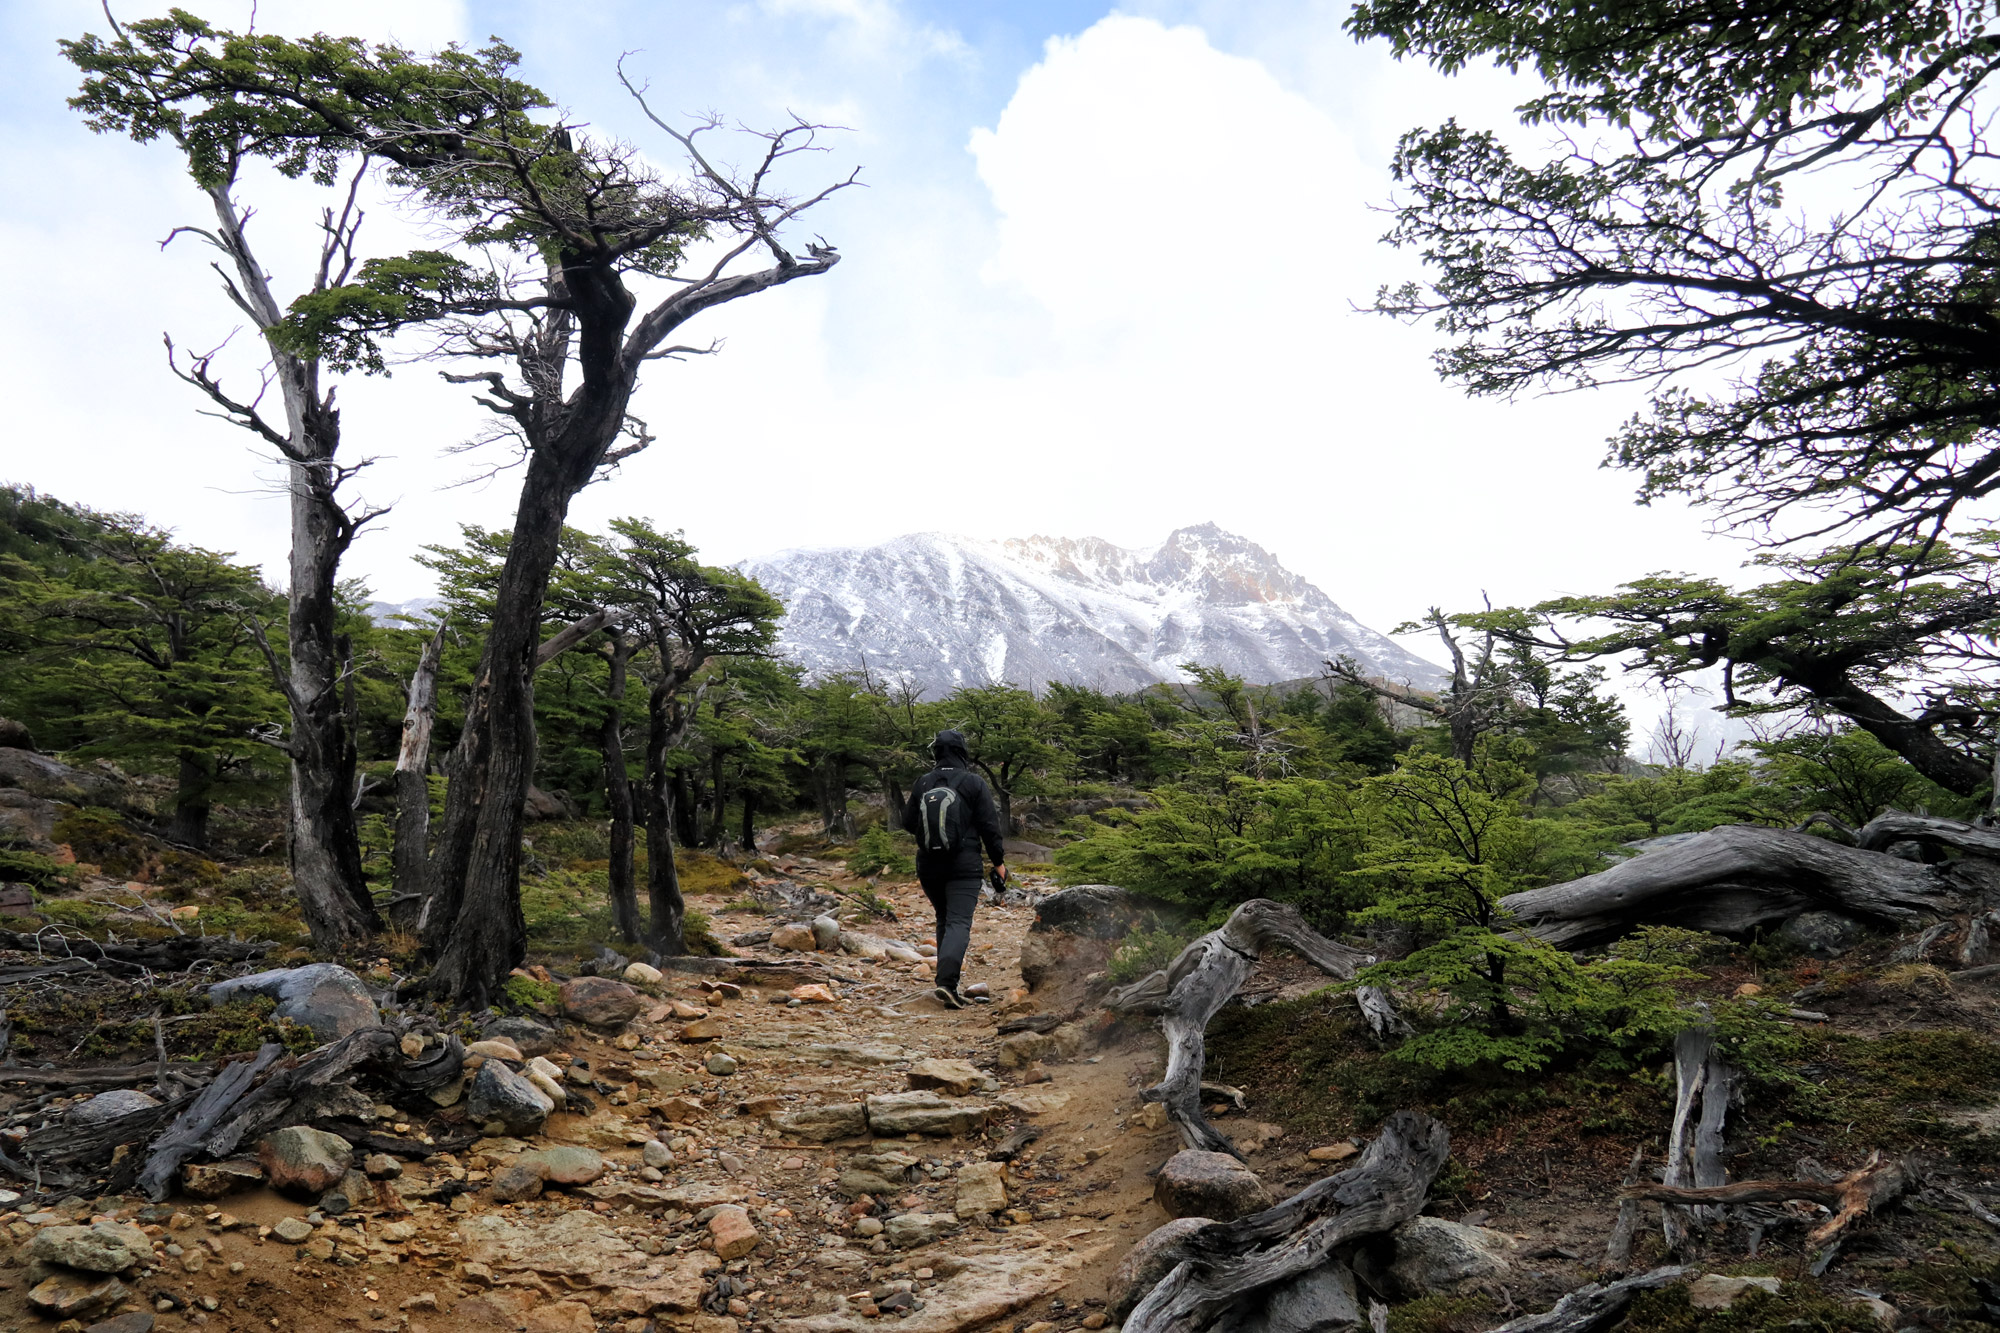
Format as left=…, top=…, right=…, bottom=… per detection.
left=1122, top=1111, right=1450, bottom=1333
left=1106, top=899, right=1373, bottom=1157
left=1499, top=822, right=1973, bottom=948
left=390, top=621, right=447, bottom=926
left=599, top=631, right=641, bottom=944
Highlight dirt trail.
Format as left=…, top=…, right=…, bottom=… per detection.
left=0, top=863, right=1227, bottom=1333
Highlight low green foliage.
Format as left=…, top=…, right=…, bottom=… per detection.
left=0, top=847, right=78, bottom=891
left=1108, top=926, right=1194, bottom=984
left=501, top=974, right=560, bottom=1012
left=845, top=826, right=915, bottom=879
left=1622, top=1281, right=1877, bottom=1332
left=51, top=808, right=149, bottom=878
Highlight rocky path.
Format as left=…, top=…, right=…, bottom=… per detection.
left=0, top=862, right=1213, bottom=1333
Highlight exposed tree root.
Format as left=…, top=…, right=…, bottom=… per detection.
left=1626, top=1152, right=1913, bottom=1245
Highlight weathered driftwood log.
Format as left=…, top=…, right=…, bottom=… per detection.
left=1484, top=1266, right=1689, bottom=1333
left=1602, top=1145, right=1648, bottom=1269
left=1500, top=824, right=1969, bottom=948
left=1853, top=812, right=2000, bottom=859
left=205, top=1027, right=401, bottom=1157
left=1122, top=1111, right=1450, bottom=1333
left=1105, top=900, right=1373, bottom=1156
left=1353, top=985, right=1413, bottom=1039
left=135, top=1043, right=285, bottom=1200
left=1626, top=1151, right=1911, bottom=1245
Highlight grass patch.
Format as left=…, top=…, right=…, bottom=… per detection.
left=1764, top=1028, right=2000, bottom=1158
left=678, top=849, right=750, bottom=896
left=1623, top=1281, right=1879, bottom=1332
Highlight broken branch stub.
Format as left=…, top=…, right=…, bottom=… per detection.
left=1624, top=1151, right=1913, bottom=1246
left=1105, top=900, right=1372, bottom=1157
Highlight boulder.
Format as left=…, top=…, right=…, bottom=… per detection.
left=0, top=747, right=123, bottom=805
left=624, top=961, right=664, bottom=985
left=1153, top=1150, right=1272, bottom=1222
left=907, top=1058, right=991, bottom=1097
left=208, top=963, right=379, bottom=1040
left=1109, top=1217, right=1214, bottom=1316
left=883, top=1212, right=959, bottom=1249
left=483, top=1016, right=557, bottom=1057
left=28, top=1222, right=152, bottom=1273
left=953, top=1161, right=1008, bottom=1218
left=0, top=787, right=60, bottom=852
left=1384, top=1217, right=1518, bottom=1296
left=522, top=785, right=573, bottom=820
left=1688, top=1275, right=1781, bottom=1310
left=467, top=1059, right=555, bottom=1135
left=864, top=1091, right=994, bottom=1137
left=770, top=1103, right=868, bottom=1142
left=1240, top=1262, right=1364, bottom=1333
left=180, top=1159, right=264, bottom=1199
left=256, top=1126, right=354, bottom=1198
left=1777, top=910, right=1864, bottom=958
left=67, top=1088, right=160, bottom=1126
left=559, top=977, right=642, bottom=1027
left=770, top=923, right=818, bottom=952
left=0, top=718, right=34, bottom=750
left=27, top=1273, right=127, bottom=1320
left=811, top=915, right=843, bottom=950
left=997, top=1033, right=1057, bottom=1069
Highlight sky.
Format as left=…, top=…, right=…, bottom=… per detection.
left=0, top=0, right=1761, bottom=750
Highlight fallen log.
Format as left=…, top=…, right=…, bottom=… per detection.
left=204, top=1027, right=401, bottom=1158
left=1625, top=1151, right=1911, bottom=1245
left=1122, top=1111, right=1450, bottom=1333
left=0, top=1060, right=214, bottom=1088
left=1105, top=900, right=1373, bottom=1156
left=0, top=931, right=271, bottom=968
left=135, top=1042, right=284, bottom=1200
left=1500, top=824, right=1968, bottom=949
left=1484, top=1266, right=1689, bottom=1333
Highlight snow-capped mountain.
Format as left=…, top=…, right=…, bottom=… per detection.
left=740, top=523, right=1441, bottom=697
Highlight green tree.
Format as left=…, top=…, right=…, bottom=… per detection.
left=943, top=683, right=1066, bottom=827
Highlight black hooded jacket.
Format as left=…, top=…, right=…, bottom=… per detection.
left=901, top=734, right=1006, bottom=882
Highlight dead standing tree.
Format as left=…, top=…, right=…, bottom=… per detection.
left=66, top=18, right=398, bottom=949
left=1324, top=606, right=1512, bottom=764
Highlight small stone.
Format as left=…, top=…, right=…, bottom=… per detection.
left=770, top=923, right=817, bottom=952
left=68, top=1089, right=161, bottom=1127
left=680, top=1017, right=727, bottom=1042
left=256, top=1126, right=354, bottom=1198
left=1306, top=1144, right=1358, bottom=1163
left=466, top=1039, right=524, bottom=1062
left=708, top=1205, right=760, bottom=1260
left=1082, top=1315, right=1108, bottom=1330
left=882, top=1212, right=957, bottom=1249
left=643, top=1140, right=675, bottom=1169
left=954, top=1161, right=1007, bottom=1218
left=624, top=961, right=664, bottom=984
left=865, top=1091, right=993, bottom=1138
left=670, top=1000, right=709, bottom=1019
left=1153, top=1150, right=1271, bottom=1222
left=1023, top=1322, right=1056, bottom=1333
left=707, top=1052, right=740, bottom=1077
left=272, top=1217, right=315, bottom=1244
left=1386, top=1218, right=1519, bottom=1296
left=854, top=1218, right=884, bottom=1237
left=483, top=1016, right=557, bottom=1056
left=466, top=1059, right=555, bottom=1135
left=362, top=1154, right=402, bottom=1180
left=181, top=1159, right=264, bottom=1200
left=811, top=915, right=842, bottom=950
left=399, top=1033, right=427, bottom=1058
left=614, top=1031, right=642, bottom=1050
left=490, top=1165, right=547, bottom=1203
left=906, top=1058, right=989, bottom=1098
left=28, top=1274, right=128, bottom=1320
left=791, top=984, right=837, bottom=1004
left=770, top=1103, right=868, bottom=1141
left=400, top=1293, right=437, bottom=1311
left=514, top=1146, right=607, bottom=1185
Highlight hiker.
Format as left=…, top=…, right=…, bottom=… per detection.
left=901, top=728, right=1008, bottom=1009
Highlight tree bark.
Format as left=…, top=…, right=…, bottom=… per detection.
left=600, top=635, right=640, bottom=944
left=168, top=749, right=214, bottom=849
left=390, top=621, right=447, bottom=926
left=644, top=693, right=687, bottom=954
left=1106, top=899, right=1374, bottom=1157
left=1483, top=1267, right=1689, bottom=1333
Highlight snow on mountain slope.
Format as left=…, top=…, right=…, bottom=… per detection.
left=740, top=523, right=1441, bottom=697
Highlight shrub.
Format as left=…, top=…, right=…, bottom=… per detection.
left=1108, top=926, right=1192, bottom=984
left=845, top=826, right=915, bottom=879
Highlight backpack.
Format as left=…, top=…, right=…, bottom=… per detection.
left=914, top=771, right=970, bottom=854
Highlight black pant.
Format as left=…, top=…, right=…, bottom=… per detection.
left=920, top=875, right=981, bottom=995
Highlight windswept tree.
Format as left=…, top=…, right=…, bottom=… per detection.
left=1350, top=0, right=2000, bottom=551
left=65, top=13, right=400, bottom=947
left=80, top=24, right=850, bottom=1000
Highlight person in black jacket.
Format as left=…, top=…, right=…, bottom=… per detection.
left=901, top=729, right=1008, bottom=1009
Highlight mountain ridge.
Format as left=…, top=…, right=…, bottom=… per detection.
left=740, top=523, right=1441, bottom=698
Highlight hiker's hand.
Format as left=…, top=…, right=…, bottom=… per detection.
left=993, top=863, right=1008, bottom=882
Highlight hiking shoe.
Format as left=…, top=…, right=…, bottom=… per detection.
left=934, top=986, right=965, bottom=1010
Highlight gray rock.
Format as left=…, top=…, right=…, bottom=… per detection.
left=1687, top=1274, right=1781, bottom=1310
left=514, top=1146, right=606, bottom=1185
left=0, top=787, right=60, bottom=851
left=482, top=1016, right=557, bottom=1057
left=559, top=977, right=642, bottom=1027
left=1385, top=1217, right=1517, bottom=1296
left=68, top=1089, right=161, bottom=1126
left=837, top=1169, right=907, bottom=1199
left=907, top=1058, right=992, bottom=1097
left=490, top=1164, right=547, bottom=1203
left=1110, top=1216, right=1215, bottom=1316
left=291, top=1081, right=377, bottom=1123
left=208, top=963, right=379, bottom=1040
left=811, top=915, right=843, bottom=950
left=27, top=1272, right=128, bottom=1320
left=1777, top=910, right=1865, bottom=958
left=1153, top=1150, right=1272, bottom=1222
left=706, top=1052, right=739, bottom=1077
left=319, top=1167, right=374, bottom=1214
left=27, top=1222, right=152, bottom=1273
left=642, top=1140, right=675, bottom=1170
left=883, top=1212, right=959, bottom=1249
left=180, top=1159, right=263, bottom=1199
left=0, top=747, right=123, bottom=805
left=864, top=1091, right=994, bottom=1137
left=466, top=1059, right=554, bottom=1135
left=271, top=1217, right=315, bottom=1243
left=769, top=1102, right=867, bottom=1142
left=84, top=1314, right=155, bottom=1333
left=256, top=1126, right=353, bottom=1198
left=1240, top=1261, right=1364, bottom=1333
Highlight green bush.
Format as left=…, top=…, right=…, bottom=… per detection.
left=845, top=826, right=915, bottom=879
left=1108, top=926, right=1192, bottom=984
left=51, top=808, right=150, bottom=878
